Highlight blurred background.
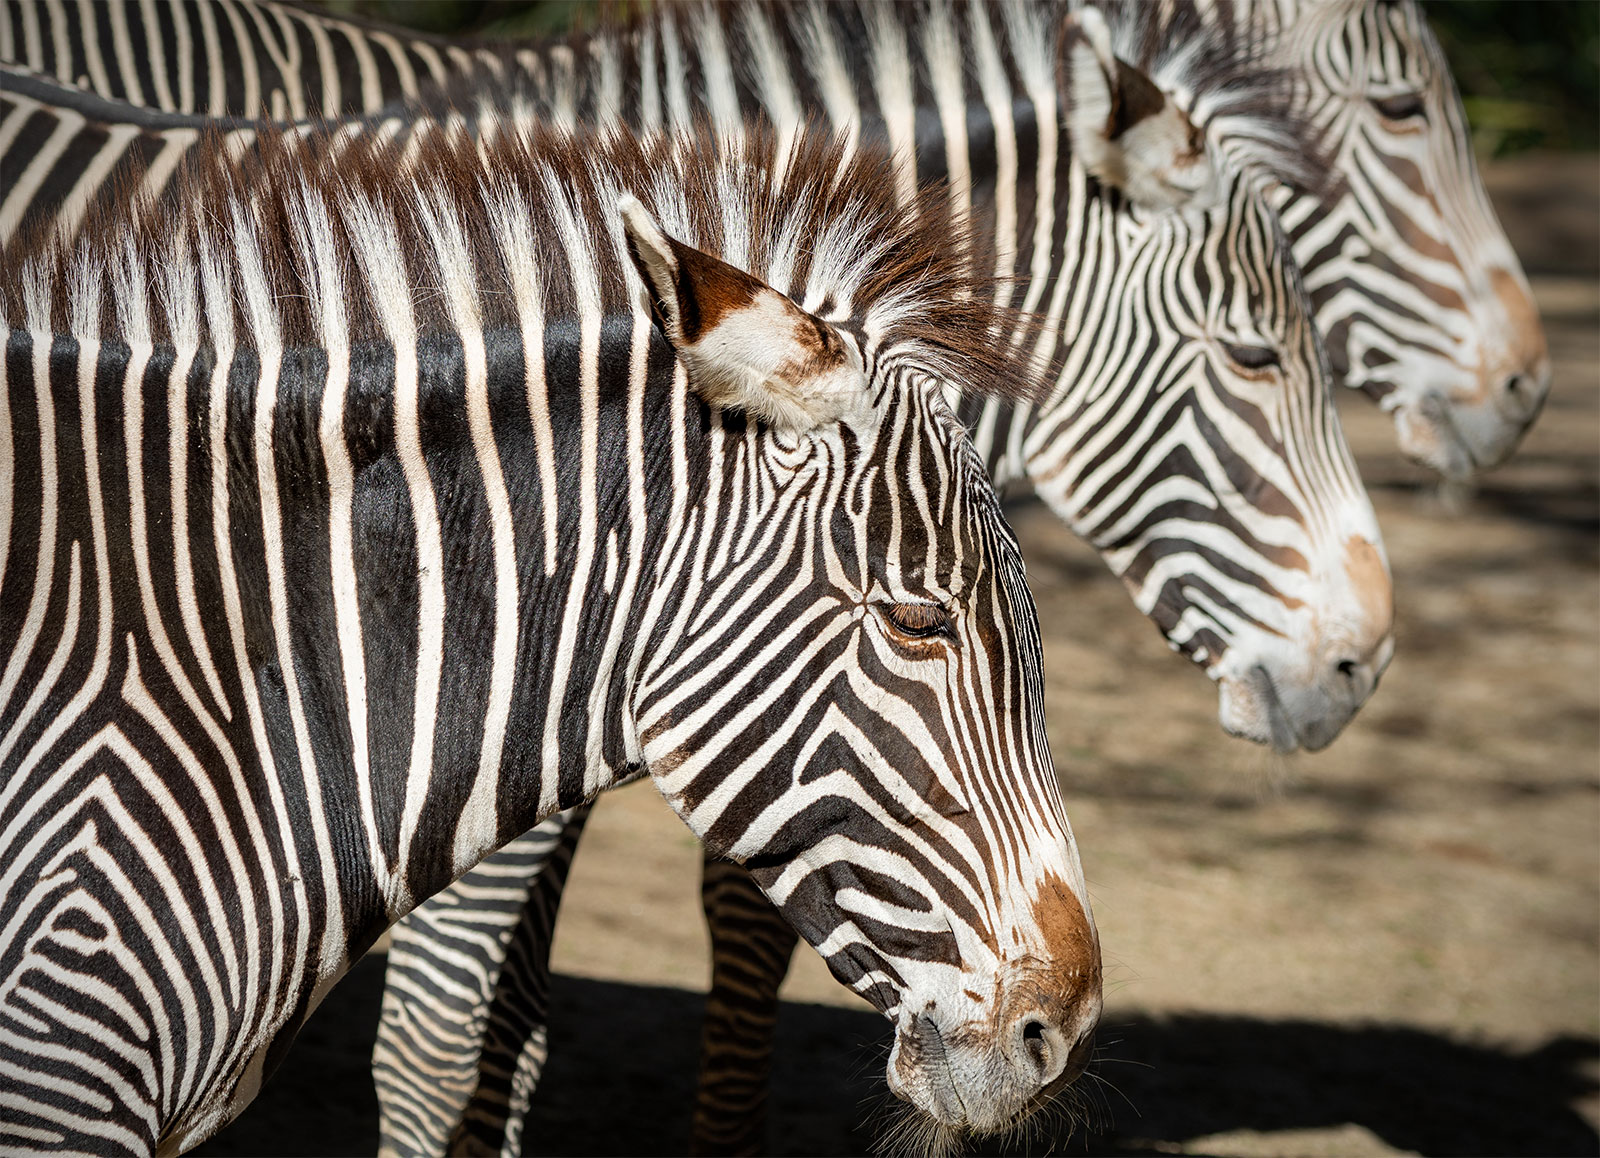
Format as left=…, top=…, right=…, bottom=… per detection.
left=197, top=3, right=1598, bottom=1156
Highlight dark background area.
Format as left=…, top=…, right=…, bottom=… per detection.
left=198, top=963, right=1598, bottom=1157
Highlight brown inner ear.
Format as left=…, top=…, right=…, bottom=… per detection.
left=667, top=239, right=767, bottom=342
left=1111, top=56, right=1169, bottom=138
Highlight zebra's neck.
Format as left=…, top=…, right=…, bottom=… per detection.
left=16, top=318, right=672, bottom=946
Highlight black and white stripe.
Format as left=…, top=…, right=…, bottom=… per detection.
left=3, top=0, right=1544, bottom=477
left=351, top=3, right=1401, bottom=1151
left=0, top=121, right=1101, bottom=1151
left=0, top=0, right=459, bottom=119
left=1236, top=0, right=1549, bottom=477
left=5, top=1, right=1540, bottom=1150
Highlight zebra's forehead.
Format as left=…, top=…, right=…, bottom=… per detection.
left=818, top=372, right=1018, bottom=593
left=1114, top=165, right=1301, bottom=317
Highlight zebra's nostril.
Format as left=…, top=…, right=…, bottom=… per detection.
left=1022, top=1017, right=1049, bottom=1070
left=1502, top=374, right=1534, bottom=413
left=1500, top=371, right=1549, bottom=423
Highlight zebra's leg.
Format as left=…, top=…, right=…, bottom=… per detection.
left=373, top=804, right=591, bottom=1158
left=453, top=809, right=590, bottom=1157
left=690, top=855, right=800, bottom=1157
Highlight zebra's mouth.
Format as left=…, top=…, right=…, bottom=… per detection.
left=1252, top=665, right=1302, bottom=754
left=913, top=1013, right=969, bottom=1126
left=1390, top=389, right=1481, bottom=481
left=1217, top=665, right=1302, bottom=753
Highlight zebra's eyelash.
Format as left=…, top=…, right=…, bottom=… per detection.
left=1220, top=341, right=1281, bottom=373
left=878, top=601, right=955, bottom=641
left=1369, top=92, right=1427, bottom=123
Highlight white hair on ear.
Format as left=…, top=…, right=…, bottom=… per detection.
left=1065, top=6, right=1220, bottom=212
left=618, top=194, right=681, bottom=328
left=1064, top=8, right=1125, bottom=191
left=618, top=193, right=869, bottom=435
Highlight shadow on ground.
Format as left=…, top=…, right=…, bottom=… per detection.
left=198, top=963, right=1597, bottom=1157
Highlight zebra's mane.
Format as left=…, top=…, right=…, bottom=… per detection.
left=431, top=0, right=1334, bottom=201
left=2, top=117, right=1052, bottom=405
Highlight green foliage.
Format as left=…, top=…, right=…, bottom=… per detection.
left=1427, top=0, right=1600, bottom=156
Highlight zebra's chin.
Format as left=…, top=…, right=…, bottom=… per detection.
left=882, top=1014, right=1097, bottom=1147
left=1388, top=376, right=1550, bottom=483
left=1385, top=388, right=1490, bottom=482
left=1218, top=666, right=1305, bottom=753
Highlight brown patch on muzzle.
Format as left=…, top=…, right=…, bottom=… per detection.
left=1488, top=267, right=1550, bottom=395
left=1006, top=871, right=1102, bottom=1042
left=1028, top=871, right=1100, bottom=991
left=1491, top=267, right=1545, bottom=360
left=1343, top=535, right=1395, bottom=645
left=1008, top=871, right=1103, bottom=1094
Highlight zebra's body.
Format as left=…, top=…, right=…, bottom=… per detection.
left=0, top=121, right=1103, bottom=1151
left=0, top=67, right=260, bottom=248
left=0, top=0, right=447, bottom=119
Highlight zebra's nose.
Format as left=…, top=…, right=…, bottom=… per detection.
left=1332, top=654, right=1380, bottom=705
left=1497, top=361, right=1550, bottom=426
left=1012, top=1011, right=1093, bottom=1090
left=1486, top=267, right=1551, bottom=429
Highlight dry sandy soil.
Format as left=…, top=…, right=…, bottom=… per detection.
left=199, top=155, right=1599, bottom=1158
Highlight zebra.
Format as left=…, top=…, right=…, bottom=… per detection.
left=0, top=0, right=449, bottom=119
left=0, top=119, right=1106, bottom=1152
left=1, top=0, right=1396, bottom=791
left=1236, top=0, right=1550, bottom=479
left=4, top=2, right=1403, bottom=1149
left=0, top=0, right=1550, bottom=481
left=0, top=2, right=1405, bottom=1149
left=667, top=7, right=1556, bottom=1143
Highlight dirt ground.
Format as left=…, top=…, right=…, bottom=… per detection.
left=199, top=155, right=1599, bottom=1158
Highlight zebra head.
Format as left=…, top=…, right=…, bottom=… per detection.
left=1036, top=6, right=1394, bottom=752
left=1270, top=0, right=1549, bottom=478
left=618, top=188, right=1101, bottom=1138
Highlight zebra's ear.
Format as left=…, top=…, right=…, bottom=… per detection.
left=618, top=195, right=869, bottom=434
left=1060, top=7, right=1218, bottom=211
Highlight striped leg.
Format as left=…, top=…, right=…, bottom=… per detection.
left=690, top=856, right=799, bottom=1157
left=375, top=806, right=591, bottom=1158
left=473, top=824, right=590, bottom=1158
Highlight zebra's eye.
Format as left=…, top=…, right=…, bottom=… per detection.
left=1370, top=92, right=1427, bottom=123
left=1221, top=342, right=1281, bottom=372
left=880, top=601, right=954, bottom=640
